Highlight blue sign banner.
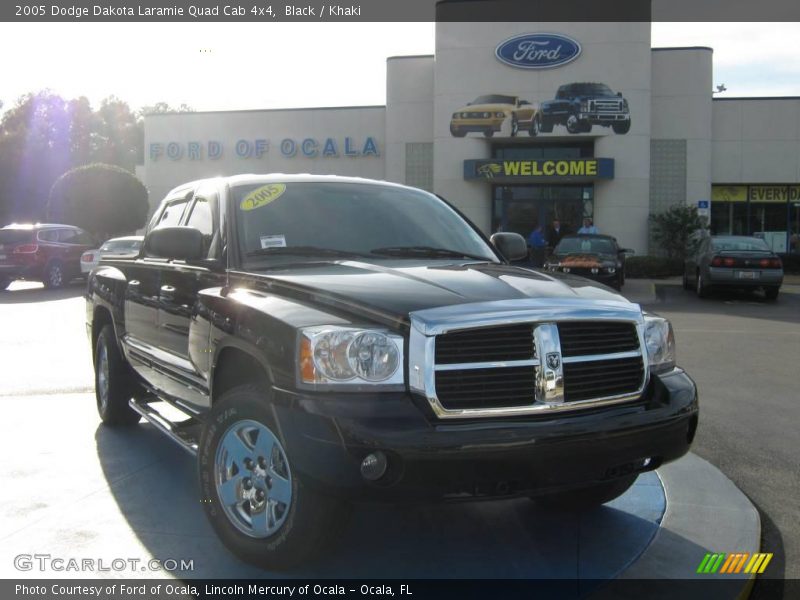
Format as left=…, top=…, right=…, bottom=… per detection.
left=464, top=158, right=614, bottom=182
left=495, top=33, right=582, bottom=69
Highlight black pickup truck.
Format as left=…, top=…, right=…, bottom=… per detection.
left=539, top=82, right=632, bottom=135
left=86, top=174, right=697, bottom=569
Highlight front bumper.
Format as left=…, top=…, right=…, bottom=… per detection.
left=270, top=368, right=698, bottom=502
left=579, top=112, right=630, bottom=123
left=450, top=118, right=504, bottom=133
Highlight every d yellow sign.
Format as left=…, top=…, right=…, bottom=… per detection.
left=240, top=183, right=287, bottom=211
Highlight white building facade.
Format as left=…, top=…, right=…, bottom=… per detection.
left=141, top=21, right=800, bottom=255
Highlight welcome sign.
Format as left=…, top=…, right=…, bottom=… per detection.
left=464, top=158, right=614, bottom=182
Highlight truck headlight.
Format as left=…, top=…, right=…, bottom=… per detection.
left=580, top=100, right=589, bottom=112
left=643, top=315, right=676, bottom=374
left=299, top=326, right=404, bottom=387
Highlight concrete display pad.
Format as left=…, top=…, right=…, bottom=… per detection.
left=0, top=394, right=758, bottom=595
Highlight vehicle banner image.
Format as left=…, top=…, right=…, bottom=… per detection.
left=448, top=82, right=632, bottom=139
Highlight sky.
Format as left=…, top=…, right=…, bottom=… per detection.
left=0, top=22, right=798, bottom=115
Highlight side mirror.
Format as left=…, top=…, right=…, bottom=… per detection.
left=145, top=226, right=204, bottom=261
left=617, top=92, right=623, bottom=97
left=490, top=232, right=528, bottom=262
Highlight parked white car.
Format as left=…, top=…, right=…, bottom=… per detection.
left=80, top=236, right=143, bottom=274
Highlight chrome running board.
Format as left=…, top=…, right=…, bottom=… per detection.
left=129, top=397, right=199, bottom=456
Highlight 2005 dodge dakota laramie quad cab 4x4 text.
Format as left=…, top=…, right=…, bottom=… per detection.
left=86, top=174, right=698, bottom=569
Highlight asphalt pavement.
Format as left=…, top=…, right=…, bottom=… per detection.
left=640, top=279, right=800, bottom=595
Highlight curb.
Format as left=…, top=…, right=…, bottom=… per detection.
left=593, top=453, right=761, bottom=599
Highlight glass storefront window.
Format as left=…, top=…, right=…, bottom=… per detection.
left=492, top=184, right=592, bottom=241
left=710, top=202, right=748, bottom=236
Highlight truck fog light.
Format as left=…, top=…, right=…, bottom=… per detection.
left=642, top=457, right=652, bottom=467
left=562, top=267, right=570, bottom=273
left=591, top=267, right=599, bottom=274
left=360, top=451, right=388, bottom=481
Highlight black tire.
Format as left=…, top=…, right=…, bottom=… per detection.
left=0, top=277, right=10, bottom=291
left=534, top=475, right=637, bottom=511
left=94, top=324, right=141, bottom=426
left=198, top=384, right=347, bottom=570
left=612, top=120, right=631, bottom=134
left=580, top=121, right=593, bottom=133
left=539, top=116, right=554, bottom=133
left=44, top=261, right=66, bottom=289
left=566, top=115, right=586, bottom=134
left=764, top=286, right=780, bottom=301
left=510, top=116, right=519, bottom=137
left=483, top=129, right=494, bottom=138
left=449, top=124, right=466, bottom=137
left=696, top=269, right=710, bottom=298
left=529, top=115, right=540, bottom=137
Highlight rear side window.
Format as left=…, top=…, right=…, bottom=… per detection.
left=0, top=230, right=34, bottom=244
left=37, top=229, right=60, bottom=242
left=58, top=229, right=80, bottom=244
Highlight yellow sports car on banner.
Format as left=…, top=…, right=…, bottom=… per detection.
left=450, top=94, right=541, bottom=138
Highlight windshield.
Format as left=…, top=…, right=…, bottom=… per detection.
left=558, top=83, right=614, bottom=97
left=233, top=182, right=497, bottom=264
left=555, top=237, right=616, bottom=255
left=711, top=237, right=770, bottom=252
left=471, top=95, right=516, bottom=105
left=0, top=229, right=33, bottom=245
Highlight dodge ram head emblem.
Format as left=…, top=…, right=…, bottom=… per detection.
left=533, top=324, right=565, bottom=404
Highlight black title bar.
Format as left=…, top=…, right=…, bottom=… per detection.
left=2, top=0, right=800, bottom=22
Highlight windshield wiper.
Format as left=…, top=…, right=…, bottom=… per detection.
left=369, top=246, right=492, bottom=261
left=246, top=246, right=368, bottom=258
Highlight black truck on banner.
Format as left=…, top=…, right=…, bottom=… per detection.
left=540, top=82, right=632, bottom=134
left=85, top=174, right=697, bottom=569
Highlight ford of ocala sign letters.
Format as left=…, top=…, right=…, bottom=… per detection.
left=495, top=33, right=582, bottom=69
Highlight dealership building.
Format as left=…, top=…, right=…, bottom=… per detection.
left=141, top=21, right=800, bottom=255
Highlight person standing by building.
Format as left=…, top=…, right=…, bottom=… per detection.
left=528, top=224, right=547, bottom=267
left=578, top=218, right=598, bottom=234
left=548, top=218, right=566, bottom=248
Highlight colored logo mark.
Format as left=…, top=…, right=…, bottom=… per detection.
left=495, top=33, right=582, bottom=70
left=696, top=552, right=773, bottom=574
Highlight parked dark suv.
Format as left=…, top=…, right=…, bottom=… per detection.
left=0, top=223, right=95, bottom=289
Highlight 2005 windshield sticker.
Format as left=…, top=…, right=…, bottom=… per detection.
left=240, top=183, right=287, bottom=211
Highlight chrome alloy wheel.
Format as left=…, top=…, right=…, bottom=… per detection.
left=214, top=419, right=293, bottom=538
left=97, top=339, right=110, bottom=412
left=48, top=264, right=63, bottom=287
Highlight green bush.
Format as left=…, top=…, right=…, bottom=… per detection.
left=625, top=256, right=684, bottom=279
left=649, top=204, right=705, bottom=261
left=46, top=163, right=148, bottom=239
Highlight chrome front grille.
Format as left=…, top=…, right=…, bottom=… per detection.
left=592, top=99, right=623, bottom=113
left=408, top=299, right=648, bottom=419
left=435, top=323, right=533, bottom=364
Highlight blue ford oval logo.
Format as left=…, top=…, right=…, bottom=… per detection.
left=495, top=33, right=582, bottom=70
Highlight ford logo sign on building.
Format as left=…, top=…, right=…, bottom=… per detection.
left=495, top=33, right=582, bottom=69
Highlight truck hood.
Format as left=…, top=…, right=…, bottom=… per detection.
left=241, top=260, right=631, bottom=326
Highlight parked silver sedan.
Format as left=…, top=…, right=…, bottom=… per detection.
left=683, top=235, right=784, bottom=300
left=80, top=236, right=143, bottom=274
